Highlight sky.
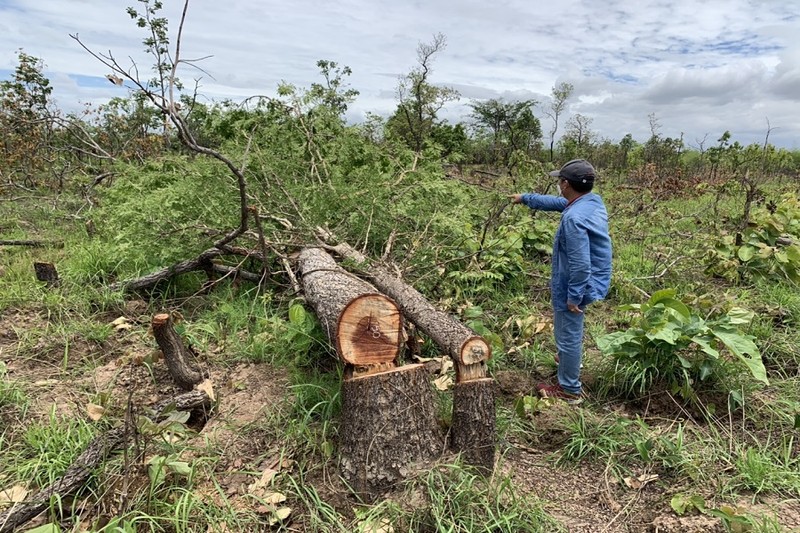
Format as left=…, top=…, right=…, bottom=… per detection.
left=1, top=0, right=799, bottom=149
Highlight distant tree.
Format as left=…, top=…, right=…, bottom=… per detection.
left=468, top=98, right=541, bottom=166
left=545, top=82, right=573, bottom=162
left=0, top=50, right=54, bottom=187
left=559, top=113, right=595, bottom=160
left=430, top=121, right=468, bottom=160
left=387, top=33, right=460, bottom=152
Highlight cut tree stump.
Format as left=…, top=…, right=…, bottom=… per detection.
left=451, top=378, right=496, bottom=473
left=151, top=313, right=205, bottom=390
left=319, top=234, right=497, bottom=473
left=339, top=363, right=444, bottom=497
left=298, top=248, right=403, bottom=371
left=33, top=262, right=60, bottom=287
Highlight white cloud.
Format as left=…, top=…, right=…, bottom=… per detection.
left=1, top=0, right=798, bottom=148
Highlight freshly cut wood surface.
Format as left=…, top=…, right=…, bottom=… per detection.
left=298, top=247, right=403, bottom=365
left=323, top=237, right=490, bottom=382
left=337, top=293, right=403, bottom=366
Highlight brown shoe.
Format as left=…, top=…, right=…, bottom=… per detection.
left=535, top=383, right=583, bottom=405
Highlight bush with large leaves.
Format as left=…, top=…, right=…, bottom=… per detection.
left=597, top=289, right=768, bottom=400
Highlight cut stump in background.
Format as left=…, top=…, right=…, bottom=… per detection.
left=339, top=363, right=444, bottom=497
left=33, top=261, right=60, bottom=287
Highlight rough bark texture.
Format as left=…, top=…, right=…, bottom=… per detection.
left=33, top=262, right=60, bottom=287
left=0, top=428, right=126, bottom=533
left=0, top=390, right=211, bottom=533
left=451, top=378, right=496, bottom=473
left=339, top=364, right=444, bottom=497
left=298, top=247, right=403, bottom=365
left=152, top=313, right=205, bottom=390
left=109, top=247, right=223, bottom=293
left=325, top=240, right=490, bottom=382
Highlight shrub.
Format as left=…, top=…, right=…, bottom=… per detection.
left=596, top=289, right=768, bottom=399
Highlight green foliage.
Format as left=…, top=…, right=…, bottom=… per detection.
left=597, top=289, right=768, bottom=399
left=0, top=49, right=55, bottom=187
left=707, top=193, right=800, bottom=283
left=468, top=98, right=541, bottom=166
left=444, top=207, right=554, bottom=297
left=2, top=407, right=96, bottom=488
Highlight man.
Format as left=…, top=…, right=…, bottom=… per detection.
left=510, top=159, right=612, bottom=405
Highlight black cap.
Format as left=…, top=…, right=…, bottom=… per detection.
left=549, top=159, right=596, bottom=184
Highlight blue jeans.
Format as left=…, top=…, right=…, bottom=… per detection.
left=554, top=308, right=585, bottom=395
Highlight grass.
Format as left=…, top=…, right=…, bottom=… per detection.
left=3, top=176, right=800, bottom=531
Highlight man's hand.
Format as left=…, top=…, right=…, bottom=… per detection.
left=567, top=303, right=583, bottom=314
left=508, top=194, right=523, bottom=204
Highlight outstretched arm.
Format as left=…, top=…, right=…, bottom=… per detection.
left=509, top=193, right=567, bottom=212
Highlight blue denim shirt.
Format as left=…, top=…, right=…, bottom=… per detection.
left=520, top=192, right=612, bottom=311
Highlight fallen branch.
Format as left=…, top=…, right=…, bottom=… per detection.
left=109, top=247, right=224, bottom=292
left=0, top=390, right=212, bottom=533
left=0, top=240, right=62, bottom=248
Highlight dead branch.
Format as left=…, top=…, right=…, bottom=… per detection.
left=0, top=390, right=212, bottom=533
left=109, top=247, right=223, bottom=293
left=0, top=240, right=62, bottom=248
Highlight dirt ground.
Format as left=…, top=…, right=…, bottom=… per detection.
left=1, top=306, right=798, bottom=532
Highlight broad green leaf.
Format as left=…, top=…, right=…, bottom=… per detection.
left=737, top=245, right=755, bottom=262
left=658, top=298, right=691, bottom=320
left=596, top=331, right=639, bottom=354
left=691, top=335, right=719, bottom=358
left=699, top=362, right=714, bottom=381
left=712, top=329, right=768, bottom=385
left=288, top=303, right=306, bottom=325
left=463, top=306, right=484, bottom=319
left=646, top=321, right=682, bottom=345
left=168, top=461, right=192, bottom=476
left=677, top=355, right=693, bottom=369
left=785, top=244, right=800, bottom=262
left=726, top=307, right=754, bottom=325
left=648, top=288, right=677, bottom=307
left=670, top=493, right=705, bottom=515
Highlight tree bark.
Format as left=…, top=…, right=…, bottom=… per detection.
left=339, top=364, right=444, bottom=497
left=151, top=313, right=205, bottom=390
left=33, top=262, right=60, bottom=287
left=298, top=247, right=403, bottom=368
left=322, top=238, right=490, bottom=382
left=320, top=235, right=496, bottom=473
left=109, top=247, right=223, bottom=293
left=451, top=379, right=496, bottom=473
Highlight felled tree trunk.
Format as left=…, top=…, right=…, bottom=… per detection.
left=339, top=363, right=444, bottom=497
left=321, top=236, right=496, bottom=473
left=297, top=247, right=403, bottom=371
left=151, top=313, right=205, bottom=390
left=33, top=262, right=60, bottom=287
left=323, top=239, right=491, bottom=382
